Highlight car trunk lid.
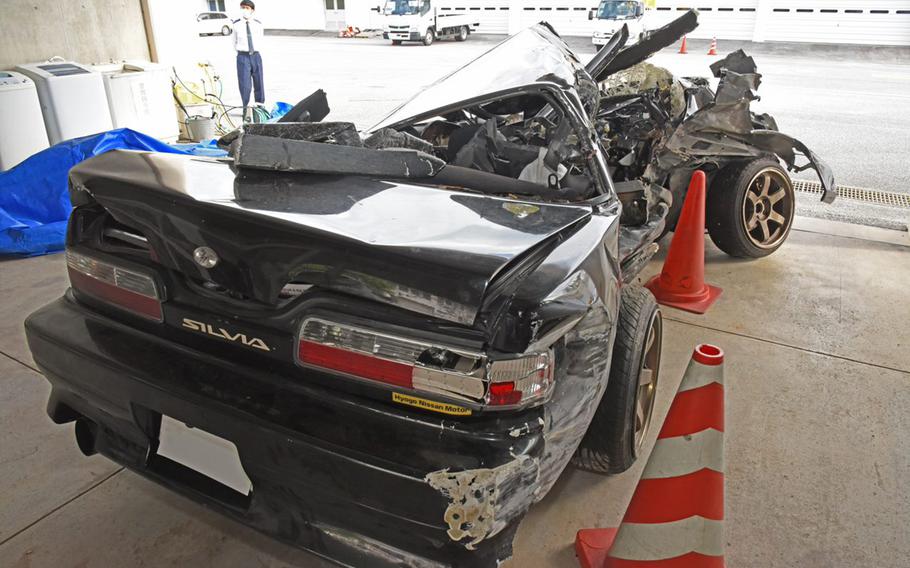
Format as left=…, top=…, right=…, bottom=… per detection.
left=69, top=150, right=591, bottom=325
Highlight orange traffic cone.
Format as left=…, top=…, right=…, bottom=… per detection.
left=576, top=344, right=726, bottom=568
left=708, top=37, right=718, bottom=56
left=679, top=36, right=688, bottom=54
left=645, top=170, right=722, bottom=314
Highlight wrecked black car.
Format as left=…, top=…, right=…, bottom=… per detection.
left=23, top=11, right=830, bottom=568
left=592, top=12, right=835, bottom=257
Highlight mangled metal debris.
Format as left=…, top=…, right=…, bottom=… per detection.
left=364, top=127, right=436, bottom=153
left=234, top=123, right=445, bottom=178
left=598, top=48, right=837, bottom=212
left=425, top=456, right=539, bottom=550
left=590, top=9, right=699, bottom=80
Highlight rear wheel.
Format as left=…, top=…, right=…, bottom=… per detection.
left=221, top=25, right=231, bottom=36
left=573, top=285, right=663, bottom=474
left=423, top=27, right=435, bottom=46
left=456, top=26, right=469, bottom=41
left=391, top=40, right=402, bottom=45
left=707, top=159, right=795, bottom=258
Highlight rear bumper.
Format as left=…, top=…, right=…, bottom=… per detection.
left=25, top=294, right=546, bottom=567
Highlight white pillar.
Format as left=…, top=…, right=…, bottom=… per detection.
left=144, top=0, right=203, bottom=74
left=507, top=0, right=523, bottom=36
left=752, top=0, right=771, bottom=43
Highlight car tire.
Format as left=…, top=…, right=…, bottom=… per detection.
left=456, top=26, right=469, bottom=41
left=423, top=28, right=435, bottom=46
left=572, top=285, right=663, bottom=475
left=706, top=158, right=796, bottom=258
left=221, top=26, right=231, bottom=36
left=391, top=40, right=402, bottom=45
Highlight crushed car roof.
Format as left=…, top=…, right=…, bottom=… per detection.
left=370, top=24, right=594, bottom=131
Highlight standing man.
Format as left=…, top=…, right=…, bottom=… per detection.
left=233, top=0, right=265, bottom=122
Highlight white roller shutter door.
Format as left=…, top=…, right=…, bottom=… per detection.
left=427, top=1, right=910, bottom=45
left=763, top=1, right=910, bottom=46
left=517, top=2, right=598, bottom=37
left=652, top=1, right=759, bottom=39
left=439, top=2, right=511, bottom=34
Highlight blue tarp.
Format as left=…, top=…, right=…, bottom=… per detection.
left=169, top=138, right=228, bottom=157
left=0, top=129, right=227, bottom=257
left=267, top=101, right=293, bottom=122
left=0, top=129, right=188, bottom=257
left=1, top=101, right=292, bottom=257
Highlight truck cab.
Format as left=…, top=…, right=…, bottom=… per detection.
left=590, top=0, right=647, bottom=47
left=381, top=0, right=476, bottom=46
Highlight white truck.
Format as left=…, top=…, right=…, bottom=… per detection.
left=380, top=0, right=478, bottom=46
left=589, top=1, right=648, bottom=48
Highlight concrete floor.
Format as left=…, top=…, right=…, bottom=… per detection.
left=2, top=31, right=910, bottom=568
left=1, top=221, right=908, bottom=567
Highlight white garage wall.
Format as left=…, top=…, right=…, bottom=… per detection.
left=652, top=1, right=760, bottom=40
left=266, top=0, right=910, bottom=46
left=761, top=1, right=910, bottom=45
left=254, top=0, right=327, bottom=30
left=517, top=1, right=597, bottom=36
left=440, top=2, right=513, bottom=35
left=345, top=0, right=387, bottom=29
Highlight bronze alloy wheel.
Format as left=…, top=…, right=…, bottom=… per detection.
left=741, top=167, right=795, bottom=250
left=634, top=309, right=662, bottom=452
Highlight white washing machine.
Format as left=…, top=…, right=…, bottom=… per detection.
left=14, top=61, right=113, bottom=145
left=0, top=71, right=50, bottom=170
left=94, top=61, right=179, bottom=142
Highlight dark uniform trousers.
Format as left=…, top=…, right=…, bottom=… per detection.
left=237, top=51, right=264, bottom=107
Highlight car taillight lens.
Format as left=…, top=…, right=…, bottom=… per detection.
left=485, top=352, right=554, bottom=407
left=66, top=250, right=163, bottom=322
left=296, top=317, right=554, bottom=410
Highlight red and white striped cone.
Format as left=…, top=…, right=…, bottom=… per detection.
left=576, top=344, right=725, bottom=568
left=707, top=37, right=718, bottom=56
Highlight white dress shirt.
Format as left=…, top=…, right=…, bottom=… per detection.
left=233, top=17, right=264, bottom=53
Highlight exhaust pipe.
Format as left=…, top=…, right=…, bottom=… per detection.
left=74, top=418, right=98, bottom=456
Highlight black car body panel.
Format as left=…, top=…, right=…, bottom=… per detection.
left=588, top=9, right=699, bottom=81
left=26, top=294, right=535, bottom=566
left=69, top=150, right=593, bottom=326
left=32, top=119, right=622, bottom=564
left=26, top=202, right=619, bottom=566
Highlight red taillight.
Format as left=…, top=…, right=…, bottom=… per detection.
left=485, top=352, right=554, bottom=407
left=66, top=250, right=163, bottom=322
left=298, top=340, right=414, bottom=388
left=488, top=382, right=522, bottom=406
left=296, top=317, right=555, bottom=410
